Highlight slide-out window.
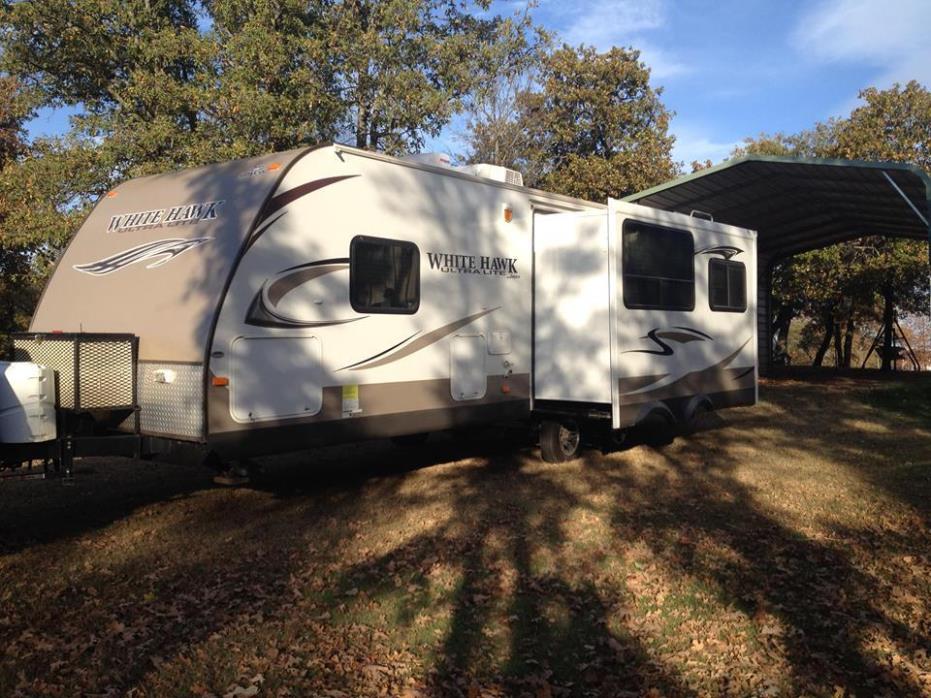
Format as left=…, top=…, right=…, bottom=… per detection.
left=350, top=236, right=420, bottom=314
left=622, top=220, right=694, bottom=311
left=708, top=259, right=747, bottom=312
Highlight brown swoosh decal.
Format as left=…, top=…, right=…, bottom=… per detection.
left=346, top=307, right=500, bottom=371
left=619, top=337, right=753, bottom=401
left=244, top=211, right=287, bottom=251
left=338, top=330, right=422, bottom=370
left=259, top=175, right=359, bottom=223
left=655, top=331, right=707, bottom=344
left=267, top=262, right=348, bottom=305
left=617, top=374, right=668, bottom=393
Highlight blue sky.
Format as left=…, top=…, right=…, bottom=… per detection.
left=26, top=0, right=931, bottom=167
left=517, top=0, right=931, bottom=165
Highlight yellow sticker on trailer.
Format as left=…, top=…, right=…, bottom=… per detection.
left=342, top=384, right=360, bottom=416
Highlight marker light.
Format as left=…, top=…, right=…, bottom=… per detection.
left=212, top=376, right=230, bottom=387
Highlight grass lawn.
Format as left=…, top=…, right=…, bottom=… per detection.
left=1, top=375, right=930, bottom=697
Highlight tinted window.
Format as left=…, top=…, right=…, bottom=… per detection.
left=622, top=221, right=695, bottom=311
left=708, top=259, right=747, bottom=312
left=350, top=236, right=420, bottom=314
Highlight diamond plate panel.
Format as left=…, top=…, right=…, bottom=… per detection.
left=78, top=341, right=134, bottom=408
left=137, top=363, right=204, bottom=440
left=13, top=338, right=76, bottom=408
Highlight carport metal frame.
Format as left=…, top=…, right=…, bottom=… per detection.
left=623, top=156, right=931, bottom=374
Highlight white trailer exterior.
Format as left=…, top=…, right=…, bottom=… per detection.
left=534, top=201, right=758, bottom=434
left=13, top=144, right=758, bottom=465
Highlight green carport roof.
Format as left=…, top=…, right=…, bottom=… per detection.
left=623, top=156, right=931, bottom=260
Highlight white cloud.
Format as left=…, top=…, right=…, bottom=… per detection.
left=547, top=0, right=691, bottom=80
left=793, top=0, right=931, bottom=86
left=559, top=0, right=665, bottom=46
left=671, top=122, right=740, bottom=166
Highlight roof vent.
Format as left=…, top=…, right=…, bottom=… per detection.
left=455, top=163, right=523, bottom=187
left=403, top=152, right=453, bottom=168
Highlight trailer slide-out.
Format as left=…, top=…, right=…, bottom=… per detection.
left=1, top=143, right=757, bottom=472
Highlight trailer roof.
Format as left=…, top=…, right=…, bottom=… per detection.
left=623, top=156, right=931, bottom=260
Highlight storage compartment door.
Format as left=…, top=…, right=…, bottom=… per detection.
left=450, top=335, right=486, bottom=401
left=230, top=336, right=323, bottom=422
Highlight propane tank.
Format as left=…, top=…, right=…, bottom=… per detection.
left=0, top=362, right=57, bottom=443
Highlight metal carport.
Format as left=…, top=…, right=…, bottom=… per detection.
left=623, top=157, right=931, bottom=373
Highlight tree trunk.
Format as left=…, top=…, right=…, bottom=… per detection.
left=355, top=102, right=369, bottom=149
left=881, top=283, right=895, bottom=372
left=813, top=312, right=834, bottom=367
left=771, top=304, right=794, bottom=362
left=842, top=313, right=855, bottom=368
left=833, top=321, right=843, bottom=368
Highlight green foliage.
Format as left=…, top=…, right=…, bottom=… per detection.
left=744, top=83, right=931, bottom=367
left=0, top=0, right=536, bottom=340
left=320, top=0, right=504, bottom=155
left=461, top=5, right=549, bottom=176
left=836, top=81, right=931, bottom=169
left=466, top=44, right=678, bottom=200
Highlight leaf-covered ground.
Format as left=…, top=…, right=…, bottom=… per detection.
left=1, top=375, right=930, bottom=697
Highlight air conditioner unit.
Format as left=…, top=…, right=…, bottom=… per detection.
left=402, top=152, right=453, bottom=168
left=455, top=163, right=523, bottom=187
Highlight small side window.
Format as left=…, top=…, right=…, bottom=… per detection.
left=350, top=236, right=420, bottom=314
left=708, top=258, right=747, bottom=312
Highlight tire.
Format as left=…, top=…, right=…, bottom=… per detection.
left=685, top=402, right=715, bottom=435
left=539, top=420, right=582, bottom=463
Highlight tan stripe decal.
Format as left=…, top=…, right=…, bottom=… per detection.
left=345, top=307, right=500, bottom=371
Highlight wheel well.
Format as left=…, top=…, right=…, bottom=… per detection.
left=682, top=394, right=714, bottom=423
left=634, top=401, right=676, bottom=427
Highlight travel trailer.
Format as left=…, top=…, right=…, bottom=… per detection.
left=1, top=144, right=757, bottom=473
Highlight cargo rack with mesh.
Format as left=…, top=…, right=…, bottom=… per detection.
left=2, top=333, right=144, bottom=478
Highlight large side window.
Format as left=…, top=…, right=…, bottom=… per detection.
left=708, top=259, right=747, bottom=312
left=622, top=220, right=695, bottom=311
left=350, top=236, right=420, bottom=314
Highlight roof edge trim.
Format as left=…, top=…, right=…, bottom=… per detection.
left=623, top=155, right=931, bottom=209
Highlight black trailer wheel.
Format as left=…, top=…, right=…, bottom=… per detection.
left=539, top=420, right=582, bottom=463
left=682, top=399, right=712, bottom=435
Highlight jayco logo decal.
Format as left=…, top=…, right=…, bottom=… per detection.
left=106, top=200, right=224, bottom=233
left=427, top=252, right=518, bottom=278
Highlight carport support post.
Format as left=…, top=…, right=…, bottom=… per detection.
left=758, top=260, right=773, bottom=376
left=881, top=283, right=895, bottom=372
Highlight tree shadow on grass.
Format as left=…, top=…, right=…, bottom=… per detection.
left=1, top=379, right=929, bottom=696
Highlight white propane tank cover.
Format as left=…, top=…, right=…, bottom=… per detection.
left=0, top=361, right=57, bottom=444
